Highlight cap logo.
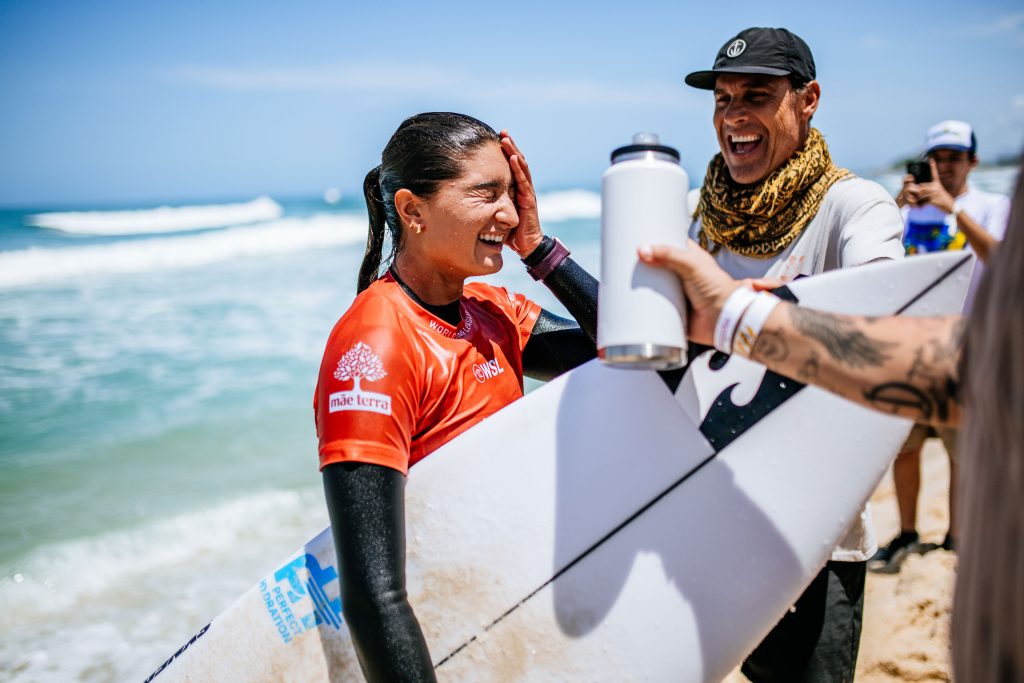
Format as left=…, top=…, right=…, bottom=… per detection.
left=726, top=39, right=746, bottom=58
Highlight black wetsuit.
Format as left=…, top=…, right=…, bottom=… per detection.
left=322, top=238, right=598, bottom=682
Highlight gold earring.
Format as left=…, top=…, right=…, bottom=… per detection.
left=414, top=224, right=424, bottom=234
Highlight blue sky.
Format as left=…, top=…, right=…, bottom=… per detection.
left=1, top=0, right=1022, bottom=207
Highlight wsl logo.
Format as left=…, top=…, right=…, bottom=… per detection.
left=260, top=554, right=343, bottom=645
left=329, top=342, right=392, bottom=415
left=472, top=357, right=505, bottom=383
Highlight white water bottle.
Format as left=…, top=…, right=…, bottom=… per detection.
left=598, top=133, right=689, bottom=370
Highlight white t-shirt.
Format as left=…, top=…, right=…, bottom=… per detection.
left=691, top=176, right=906, bottom=562
left=690, top=176, right=906, bottom=281
left=901, top=186, right=1010, bottom=312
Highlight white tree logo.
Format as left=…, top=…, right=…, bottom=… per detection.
left=334, top=342, right=387, bottom=393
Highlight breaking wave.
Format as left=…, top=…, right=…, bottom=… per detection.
left=0, top=214, right=365, bottom=289
left=0, top=488, right=327, bottom=682
left=536, top=189, right=601, bottom=222
left=27, top=196, right=283, bottom=235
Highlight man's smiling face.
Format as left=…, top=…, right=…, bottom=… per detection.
left=713, top=73, right=820, bottom=185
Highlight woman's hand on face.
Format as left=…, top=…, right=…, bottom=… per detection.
left=500, top=131, right=545, bottom=258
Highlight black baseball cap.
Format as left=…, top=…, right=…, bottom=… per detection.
left=685, top=27, right=816, bottom=90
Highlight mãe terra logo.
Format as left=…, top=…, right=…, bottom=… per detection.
left=329, top=342, right=392, bottom=415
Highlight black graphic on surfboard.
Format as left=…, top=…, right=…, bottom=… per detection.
left=672, top=247, right=969, bottom=453
left=659, top=286, right=804, bottom=452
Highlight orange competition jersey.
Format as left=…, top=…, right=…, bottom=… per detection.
left=314, top=273, right=542, bottom=474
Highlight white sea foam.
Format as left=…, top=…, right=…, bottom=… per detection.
left=0, top=489, right=321, bottom=617
left=0, top=488, right=327, bottom=681
left=536, top=189, right=601, bottom=222
left=0, top=213, right=365, bottom=289
left=27, top=196, right=284, bottom=235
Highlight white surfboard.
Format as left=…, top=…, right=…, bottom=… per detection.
left=146, top=251, right=973, bottom=683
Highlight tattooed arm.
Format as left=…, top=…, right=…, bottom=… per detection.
left=638, top=241, right=966, bottom=427
left=750, top=306, right=965, bottom=425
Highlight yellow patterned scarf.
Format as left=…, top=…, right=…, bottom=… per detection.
left=696, top=128, right=852, bottom=259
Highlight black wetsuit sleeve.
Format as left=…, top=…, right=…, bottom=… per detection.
left=523, top=308, right=596, bottom=381
left=521, top=239, right=599, bottom=382
left=322, top=462, right=436, bottom=683
left=522, top=253, right=599, bottom=381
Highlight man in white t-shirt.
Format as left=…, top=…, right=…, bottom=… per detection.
left=870, top=120, right=1010, bottom=572
left=684, top=26, right=904, bottom=682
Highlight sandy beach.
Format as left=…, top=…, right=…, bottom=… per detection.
left=726, top=438, right=957, bottom=682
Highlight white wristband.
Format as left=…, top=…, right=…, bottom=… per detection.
left=714, top=287, right=758, bottom=354
left=732, top=292, right=782, bottom=359
left=949, top=201, right=965, bottom=235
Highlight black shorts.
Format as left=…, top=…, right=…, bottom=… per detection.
left=742, top=560, right=866, bottom=683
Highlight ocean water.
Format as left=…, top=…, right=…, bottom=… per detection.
left=0, top=168, right=1015, bottom=682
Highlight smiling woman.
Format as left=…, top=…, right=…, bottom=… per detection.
left=390, top=141, right=526, bottom=302
left=314, top=112, right=599, bottom=681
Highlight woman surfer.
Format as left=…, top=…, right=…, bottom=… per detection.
left=314, top=112, right=598, bottom=681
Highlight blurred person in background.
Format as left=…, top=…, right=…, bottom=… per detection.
left=871, top=120, right=1011, bottom=572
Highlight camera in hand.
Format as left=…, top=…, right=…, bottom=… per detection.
left=907, top=160, right=932, bottom=184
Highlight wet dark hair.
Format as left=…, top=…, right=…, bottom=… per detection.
left=358, top=112, right=500, bottom=293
